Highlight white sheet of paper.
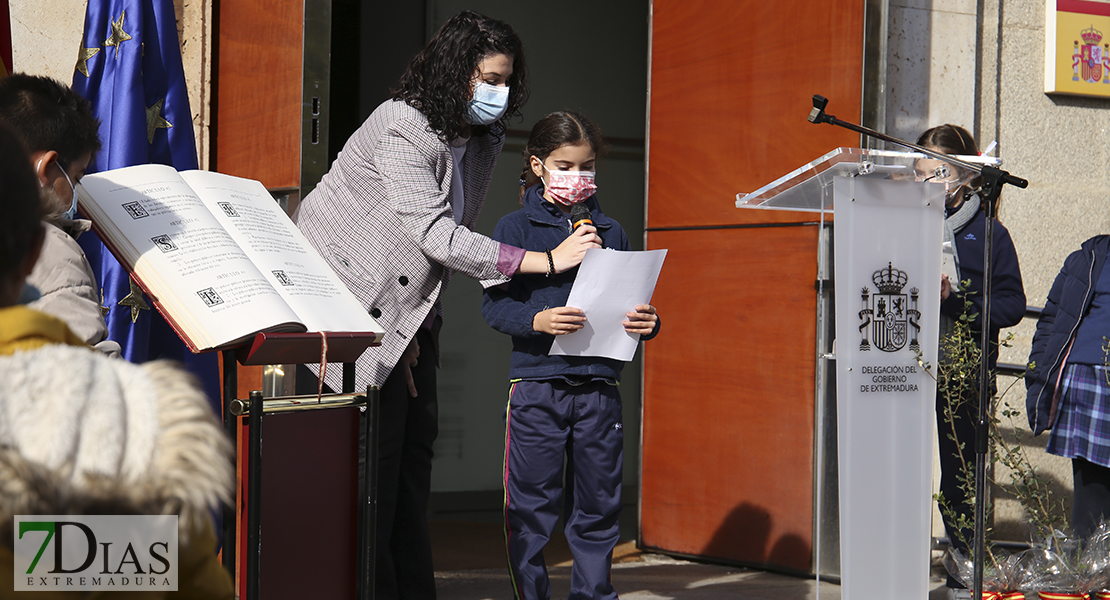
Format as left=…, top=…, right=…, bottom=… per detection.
left=941, top=241, right=960, bottom=292
left=549, top=248, right=667, bottom=361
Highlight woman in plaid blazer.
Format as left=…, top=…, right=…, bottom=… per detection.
left=295, top=11, right=600, bottom=599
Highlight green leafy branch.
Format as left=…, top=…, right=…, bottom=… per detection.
left=933, top=284, right=1068, bottom=562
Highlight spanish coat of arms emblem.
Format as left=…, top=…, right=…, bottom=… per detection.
left=1073, top=25, right=1110, bottom=84
left=858, top=262, right=922, bottom=353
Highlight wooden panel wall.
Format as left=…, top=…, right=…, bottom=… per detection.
left=642, top=0, right=864, bottom=572
left=643, top=226, right=820, bottom=570
left=647, top=1, right=863, bottom=229
left=216, top=0, right=303, bottom=188
left=215, top=1, right=308, bottom=401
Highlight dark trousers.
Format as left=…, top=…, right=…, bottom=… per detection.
left=1073, top=457, right=1110, bottom=540
left=297, top=328, right=438, bottom=600
left=936, top=387, right=977, bottom=589
left=503, top=380, right=623, bottom=600
left=376, top=328, right=439, bottom=600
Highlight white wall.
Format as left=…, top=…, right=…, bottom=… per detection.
left=886, top=0, right=980, bottom=141
left=9, top=2, right=83, bottom=83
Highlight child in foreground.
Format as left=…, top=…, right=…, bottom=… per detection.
left=482, top=111, right=660, bottom=600
left=0, top=124, right=234, bottom=598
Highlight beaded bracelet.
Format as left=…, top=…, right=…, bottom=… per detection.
left=545, top=249, right=554, bottom=277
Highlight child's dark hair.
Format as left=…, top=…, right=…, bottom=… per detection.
left=0, top=73, right=102, bottom=166
left=0, top=123, right=45, bottom=290
left=917, top=123, right=984, bottom=190
left=392, top=11, right=528, bottom=143
left=917, top=124, right=978, bottom=156
left=916, top=123, right=999, bottom=212
left=519, top=111, right=606, bottom=202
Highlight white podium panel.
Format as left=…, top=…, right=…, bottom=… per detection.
left=833, top=176, right=944, bottom=600
left=737, top=148, right=961, bottom=579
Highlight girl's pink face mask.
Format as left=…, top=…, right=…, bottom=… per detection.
left=543, top=165, right=597, bottom=206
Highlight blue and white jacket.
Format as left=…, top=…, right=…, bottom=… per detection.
left=481, top=184, right=659, bottom=381
left=1026, top=235, right=1110, bottom=435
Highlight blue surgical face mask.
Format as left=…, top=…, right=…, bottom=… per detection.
left=465, top=81, right=510, bottom=126
left=57, top=164, right=79, bottom=220
left=17, top=283, right=41, bottom=305
left=37, top=157, right=79, bottom=220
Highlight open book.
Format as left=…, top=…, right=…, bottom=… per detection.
left=78, top=164, right=385, bottom=353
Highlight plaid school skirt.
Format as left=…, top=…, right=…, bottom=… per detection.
left=1047, top=363, right=1110, bottom=468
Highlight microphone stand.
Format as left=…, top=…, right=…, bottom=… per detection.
left=807, top=94, right=1028, bottom=599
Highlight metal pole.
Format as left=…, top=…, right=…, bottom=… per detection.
left=358, top=385, right=380, bottom=600
left=807, top=94, right=1028, bottom=190
left=344, top=362, right=356, bottom=395
left=971, top=176, right=1003, bottom=600
left=221, top=350, right=237, bottom=578
left=246, top=390, right=264, bottom=600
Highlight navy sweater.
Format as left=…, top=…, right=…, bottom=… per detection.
left=941, top=205, right=1026, bottom=373
left=482, top=185, right=658, bottom=381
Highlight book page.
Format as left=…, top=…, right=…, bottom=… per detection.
left=78, top=164, right=304, bottom=351
left=180, top=170, right=384, bottom=340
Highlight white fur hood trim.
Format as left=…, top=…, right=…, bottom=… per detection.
left=0, top=345, right=232, bottom=533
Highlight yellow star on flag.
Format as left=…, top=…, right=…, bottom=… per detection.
left=104, top=10, right=133, bottom=59
left=146, top=98, right=173, bottom=143
left=76, top=47, right=100, bottom=78
left=118, top=278, right=150, bottom=323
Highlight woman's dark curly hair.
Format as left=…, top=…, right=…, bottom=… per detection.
left=392, top=11, right=528, bottom=142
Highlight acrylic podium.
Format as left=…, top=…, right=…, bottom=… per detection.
left=737, top=147, right=945, bottom=600
left=220, top=331, right=381, bottom=600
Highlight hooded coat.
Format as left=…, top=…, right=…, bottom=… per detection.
left=0, top=306, right=234, bottom=599
left=1025, top=235, right=1110, bottom=435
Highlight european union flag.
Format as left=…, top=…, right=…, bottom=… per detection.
left=72, top=0, right=221, bottom=409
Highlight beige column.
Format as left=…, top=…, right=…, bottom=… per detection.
left=9, top=0, right=213, bottom=169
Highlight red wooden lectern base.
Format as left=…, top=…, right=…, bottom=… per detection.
left=220, top=331, right=380, bottom=600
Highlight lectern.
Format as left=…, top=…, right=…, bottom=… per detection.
left=221, top=332, right=381, bottom=600
left=738, top=147, right=945, bottom=599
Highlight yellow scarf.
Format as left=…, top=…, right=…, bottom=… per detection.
left=0, top=305, right=88, bottom=355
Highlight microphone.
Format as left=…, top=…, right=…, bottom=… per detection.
left=808, top=94, right=834, bottom=125
left=569, top=203, right=593, bottom=231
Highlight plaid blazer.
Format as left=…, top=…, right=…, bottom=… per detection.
left=295, top=100, right=509, bottom=387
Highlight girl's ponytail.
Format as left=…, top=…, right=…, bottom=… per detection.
left=519, top=165, right=541, bottom=204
